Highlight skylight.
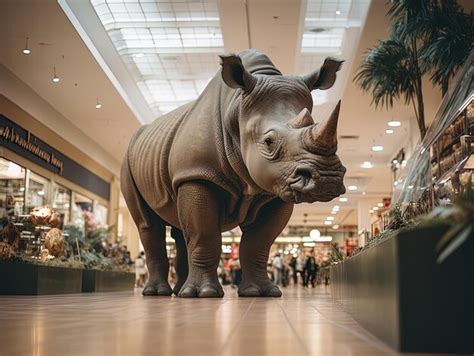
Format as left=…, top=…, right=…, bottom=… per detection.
left=90, top=0, right=224, bottom=117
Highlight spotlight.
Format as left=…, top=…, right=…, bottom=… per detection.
left=95, top=98, right=102, bottom=109
left=332, top=225, right=339, bottom=229
left=372, top=145, right=383, bottom=152
left=22, top=37, right=31, bottom=55
left=335, top=10, right=341, bottom=15
left=324, top=221, right=332, bottom=225
left=52, top=67, right=60, bottom=83
left=361, top=161, right=373, bottom=169
left=339, top=197, right=348, bottom=202
left=347, top=185, right=357, bottom=191
left=386, top=129, right=394, bottom=134
left=326, top=216, right=334, bottom=221
left=377, top=203, right=383, bottom=207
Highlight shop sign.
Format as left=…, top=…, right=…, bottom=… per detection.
left=0, top=114, right=110, bottom=200
left=0, top=125, right=64, bottom=173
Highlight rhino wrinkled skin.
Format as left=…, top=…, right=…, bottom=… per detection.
left=121, top=50, right=346, bottom=298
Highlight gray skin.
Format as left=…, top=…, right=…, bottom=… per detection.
left=121, top=50, right=346, bottom=298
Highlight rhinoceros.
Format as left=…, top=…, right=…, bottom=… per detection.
left=121, top=49, right=346, bottom=298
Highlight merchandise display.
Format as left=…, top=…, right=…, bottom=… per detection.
left=394, top=54, right=474, bottom=214
left=122, top=49, right=346, bottom=298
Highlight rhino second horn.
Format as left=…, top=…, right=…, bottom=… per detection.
left=290, top=108, right=314, bottom=129
left=305, top=100, right=341, bottom=153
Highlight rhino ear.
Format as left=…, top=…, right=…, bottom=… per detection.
left=219, top=54, right=256, bottom=91
left=302, top=58, right=344, bottom=91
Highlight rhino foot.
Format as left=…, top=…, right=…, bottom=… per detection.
left=238, top=281, right=282, bottom=297
left=172, top=279, right=186, bottom=296
left=142, top=282, right=173, bottom=296
left=178, top=282, right=224, bottom=298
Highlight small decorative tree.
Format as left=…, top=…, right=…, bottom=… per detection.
left=355, top=0, right=473, bottom=139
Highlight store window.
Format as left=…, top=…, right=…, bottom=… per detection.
left=25, top=171, right=50, bottom=213
left=53, top=183, right=71, bottom=227
left=93, top=201, right=108, bottom=228
left=71, top=192, right=93, bottom=229
left=0, top=157, right=26, bottom=220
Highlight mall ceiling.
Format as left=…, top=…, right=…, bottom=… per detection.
left=0, top=0, right=448, bottom=229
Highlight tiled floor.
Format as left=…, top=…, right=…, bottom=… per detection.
left=0, top=285, right=417, bottom=355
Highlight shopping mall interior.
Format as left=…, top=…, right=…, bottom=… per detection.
left=0, top=0, right=473, bottom=355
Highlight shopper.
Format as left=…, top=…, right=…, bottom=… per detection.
left=305, top=253, right=318, bottom=288
left=272, top=253, right=283, bottom=286
left=135, top=252, right=147, bottom=288
left=297, top=254, right=305, bottom=287
left=289, top=255, right=297, bottom=285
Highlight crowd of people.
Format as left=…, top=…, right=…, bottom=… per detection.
left=133, top=245, right=330, bottom=289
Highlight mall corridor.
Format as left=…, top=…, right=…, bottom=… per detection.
left=1, top=285, right=410, bottom=356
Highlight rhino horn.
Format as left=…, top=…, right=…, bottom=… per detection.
left=304, top=100, right=341, bottom=154
left=290, top=108, right=314, bottom=129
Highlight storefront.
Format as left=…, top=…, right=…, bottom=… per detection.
left=0, top=95, right=121, bottom=253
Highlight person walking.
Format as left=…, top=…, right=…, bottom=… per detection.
left=272, top=253, right=283, bottom=286
left=305, top=253, right=318, bottom=288
left=135, top=252, right=147, bottom=288
left=289, top=255, right=297, bottom=285
left=296, top=254, right=305, bottom=286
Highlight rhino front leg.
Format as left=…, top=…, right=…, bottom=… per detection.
left=238, top=199, right=293, bottom=297
left=177, top=181, right=224, bottom=298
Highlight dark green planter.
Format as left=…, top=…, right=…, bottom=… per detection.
left=81, top=270, right=134, bottom=293
left=0, top=261, right=82, bottom=295
left=330, top=224, right=474, bottom=353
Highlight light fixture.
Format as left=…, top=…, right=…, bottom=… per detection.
left=22, top=37, right=31, bottom=55
left=335, top=10, right=341, bottom=15
left=324, top=221, right=332, bottom=225
left=309, top=229, right=320, bottom=240
left=369, top=209, right=373, bottom=213
left=361, top=161, right=373, bottom=169
left=315, top=236, right=332, bottom=242
left=362, top=191, right=367, bottom=195
left=388, top=120, right=401, bottom=127
left=19, top=187, right=25, bottom=192
left=326, top=216, right=334, bottom=221
left=303, top=242, right=316, bottom=247
left=95, top=98, right=102, bottom=109
left=386, top=129, right=394, bottom=134
left=331, top=211, right=337, bottom=215
left=408, top=185, right=414, bottom=189
left=377, top=203, right=383, bottom=207
left=373, top=206, right=379, bottom=211
left=332, top=225, right=339, bottom=229
left=37, top=190, right=45, bottom=196
left=52, top=67, right=60, bottom=83
left=332, top=205, right=340, bottom=210
left=348, top=185, right=357, bottom=191
left=372, top=145, right=383, bottom=152
left=339, top=197, right=348, bottom=202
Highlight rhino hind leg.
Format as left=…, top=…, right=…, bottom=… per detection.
left=170, top=226, right=188, bottom=295
left=120, top=157, right=173, bottom=296
left=238, top=199, right=293, bottom=298
left=176, top=181, right=224, bottom=298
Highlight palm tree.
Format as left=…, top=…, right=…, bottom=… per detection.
left=355, top=0, right=473, bottom=139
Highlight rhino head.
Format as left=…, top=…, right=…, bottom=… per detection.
left=220, top=54, right=346, bottom=203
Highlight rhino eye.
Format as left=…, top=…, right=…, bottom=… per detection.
left=264, top=137, right=274, bottom=146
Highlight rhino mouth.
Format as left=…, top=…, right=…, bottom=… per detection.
left=281, top=164, right=346, bottom=203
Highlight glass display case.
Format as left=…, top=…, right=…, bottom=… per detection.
left=393, top=53, right=473, bottom=212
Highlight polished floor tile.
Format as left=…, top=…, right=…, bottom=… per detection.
left=0, top=285, right=435, bottom=355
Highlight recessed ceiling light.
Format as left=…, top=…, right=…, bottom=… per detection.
left=408, top=185, right=414, bottom=189
left=361, top=161, right=373, bottom=169
left=22, top=37, right=31, bottom=55
left=95, top=98, right=102, bottom=109
left=326, top=216, right=334, bottom=221
left=339, top=197, right=348, bottom=202
left=348, top=185, right=357, bottom=191
left=372, top=145, right=383, bottom=152
left=388, top=120, right=401, bottom=127
left=332, top=205, right=340, bottom=211
left=373, top=206, right=379, bottom=211
left=377, top=203, right=383, bottom=207
left=386, top=129, right=394, bottom=134
left=324, top=221, right=332, bottom=225
left=332, top=224, right=339, bottom=229
left=335, top=10, right=341, bottom=15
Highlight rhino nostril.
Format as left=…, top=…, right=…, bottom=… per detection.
left=295, top=167, right=313, bottom=181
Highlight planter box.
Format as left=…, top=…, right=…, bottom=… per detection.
left=0, top=261, right=82, bottom=295
left=330, top=225, right=474, bottom=353
left=82, top=270, right=135, bottom=293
